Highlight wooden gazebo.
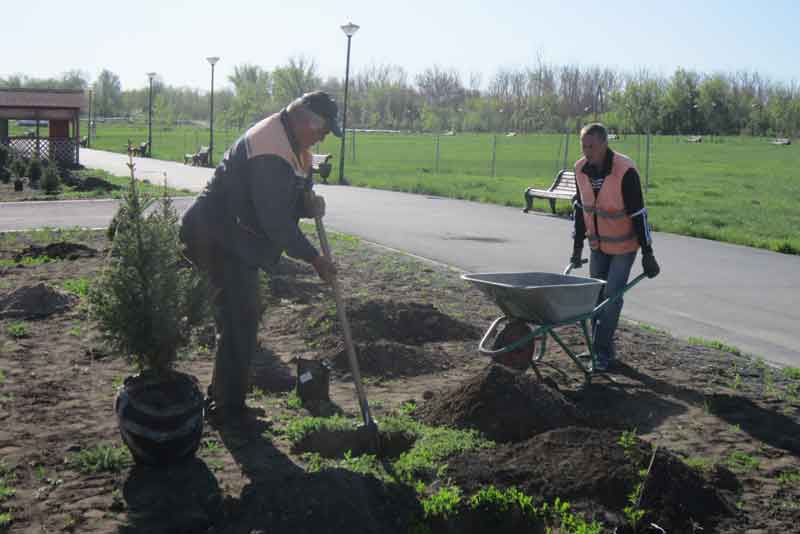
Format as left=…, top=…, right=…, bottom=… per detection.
left=0, top=88, right=88, bottom=166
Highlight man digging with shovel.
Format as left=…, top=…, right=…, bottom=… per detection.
left=180, top=91, right=339, bottom=420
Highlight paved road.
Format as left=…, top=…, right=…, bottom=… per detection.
left=3, top=148, right=799, bottom=367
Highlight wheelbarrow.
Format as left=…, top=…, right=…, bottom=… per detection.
left=461, top=261, right=646, bottom=383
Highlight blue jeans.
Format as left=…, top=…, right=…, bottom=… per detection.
left=590, top=249, right=637, bottom=360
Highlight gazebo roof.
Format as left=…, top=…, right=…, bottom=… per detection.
left=0, top=88, right=88, bottom=120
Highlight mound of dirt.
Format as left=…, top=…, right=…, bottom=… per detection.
left=291, top=427, right=417, bottom=458
left=14, top=241, right=97, bottom=261
left=268, top=275, right=321, bottom=304
left=417, top=364, right=581, bottom=442
left=324, top=340, right=449, bottom=378
left=306, top=300, right=479, bottom=346
left=75, top=175, right=120, bottom=192
left=0, top=282, right=78, bottom=319
left=237, top=469, right=420, bottom=534
left=446, top=426, right=736, bottom=533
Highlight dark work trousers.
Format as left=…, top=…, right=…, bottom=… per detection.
left=180, top=209, right=261, bottom=413
left=207, top=253, right=260, bottom=412
left=589, top=249, right=637, bottom=360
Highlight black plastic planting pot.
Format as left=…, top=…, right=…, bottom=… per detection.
left=115, top=370, right=204, bottom=465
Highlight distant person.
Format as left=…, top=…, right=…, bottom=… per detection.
left=179, top=91, right=340, bottom=419
left=569, top=122, right=660, bottom=371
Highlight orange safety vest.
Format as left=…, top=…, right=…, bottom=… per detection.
left=244, top=112, right=312, bottom=178
left=574, top=152, right=639, bottom=255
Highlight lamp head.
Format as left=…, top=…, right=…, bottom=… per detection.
left=341, top=22, right=359, bottom=36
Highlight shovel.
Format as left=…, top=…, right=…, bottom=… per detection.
left=314, top=213, right=378, bottom=436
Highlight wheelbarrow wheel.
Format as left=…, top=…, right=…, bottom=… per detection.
left=492, top=320, right=535, bottom=372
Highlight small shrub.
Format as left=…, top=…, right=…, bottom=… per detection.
left=89, top=158, right=209, bottom=376
left=62, top=278, right=90, bottom=298
left=778, top=470, right=800, bottom=486
left=68, top=444, right=131, bottom=474
left=726, top=451, right=759, bottom=473
left=421, top=485, right=462, bottom=519
left=42, top=162, right=61, bottom=194
left=28, top=157, right=43, bottom=185
left=783, top=367, right=800, bottom=381
left=0, top=145, right=10, bottom=184
left=6, top=322, right=28, bottom=339
left=285, top=415, right=356, bottom=443
left=0, top=144, right=9, bottom=168
left=11, top=157, right=27, bottom=179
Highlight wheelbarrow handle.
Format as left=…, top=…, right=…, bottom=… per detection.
left=563, top=259, right=647, bottom=314
left=593, top=272, right=647, bottom=315
left=563, top=259, right=588, bottom=275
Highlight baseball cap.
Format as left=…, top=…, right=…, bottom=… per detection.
left=300, top=91, right=342, bottom=137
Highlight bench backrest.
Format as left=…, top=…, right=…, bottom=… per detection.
left=550, top=170, right=577, bottom=196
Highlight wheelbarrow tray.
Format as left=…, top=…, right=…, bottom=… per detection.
left=462, top=272, right=606, bottom=324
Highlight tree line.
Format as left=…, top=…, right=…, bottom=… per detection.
left=2, top=58, right=798, bottom=137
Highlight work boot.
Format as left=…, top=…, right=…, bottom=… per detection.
left=593, top=351, right=613, bottom=373
left=205, top=399, right=246, bottom=426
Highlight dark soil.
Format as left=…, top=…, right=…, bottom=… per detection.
left=292, top=427, right=417, bottom=458
left=0, top=282, right=78, bottom=319
left=73, top=175, right=120, bottom=192
left=418, top=364, right=581, bottom=443
left=327, top=340, right=450, bottom=378
left=446, top=426, right=737, bottom=533
left=13, top=241, right=97, bottom=261
left=304, top=299, right=480, bottom=346
left=0, top=228, right=799, bottom=533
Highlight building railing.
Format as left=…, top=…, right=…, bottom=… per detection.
left=1, top=136, right=78, bottom=165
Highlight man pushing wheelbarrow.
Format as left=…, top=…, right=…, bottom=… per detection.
left=569, top=122, right=660, bottom=371
left=463, top=123, right=660, bottom=382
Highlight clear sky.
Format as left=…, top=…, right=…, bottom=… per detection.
left=3, top=0, right=798, bottom=91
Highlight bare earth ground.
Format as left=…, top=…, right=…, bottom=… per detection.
left=1, top=222, right=800, bottom=533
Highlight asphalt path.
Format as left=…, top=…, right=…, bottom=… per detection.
left=3, top=148, right=799, bottom=367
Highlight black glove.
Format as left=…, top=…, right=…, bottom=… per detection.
left=570, top=247, right=584, bottom=269
left=642, top=252, right=660, bottom=278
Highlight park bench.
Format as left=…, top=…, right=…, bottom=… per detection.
left=523, top=169, right=576, bottom=214
left=184, top=146, right=210, bottom=167
left=127, top=141, right=150, bottom=157
left=310, top=153, right=333, bottom=183
left=686, top=135, right=703, bottom=143
left=771, top=138, right=791, bottom=145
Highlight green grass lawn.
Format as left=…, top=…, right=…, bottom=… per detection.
left=13, top=122, right=795, bottom=253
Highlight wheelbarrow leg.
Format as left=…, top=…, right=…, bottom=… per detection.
left=530, top=362, right=544, bottom=381
left=580, top=320, right=594, bottom=367
left=548, top=328, right=592, bottom=384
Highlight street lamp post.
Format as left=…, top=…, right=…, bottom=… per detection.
left=146, top=72, right=157, bottom=157
left=206, top=57, right=220, bottom=167
left=87, top=89, right=92, bottom=148
left=338, top=21, right=359, bottom=185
